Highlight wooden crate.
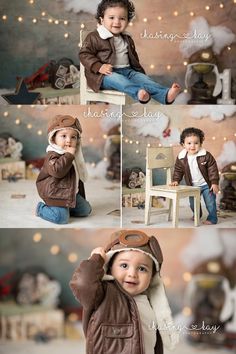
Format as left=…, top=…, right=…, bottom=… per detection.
left=0, top=303, right=64, bottom=340
left=0, top=159, right=26, bottom=181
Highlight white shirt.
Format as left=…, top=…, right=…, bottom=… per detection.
left=113, top=35, right=130, bottom=68
left=187, top=153, right=207, bottom=186
left=134, top=294, right=157, bottom=354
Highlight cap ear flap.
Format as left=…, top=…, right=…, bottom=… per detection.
left=149, top=236, right=163, bottom=267
left=75, top=118, right=82, bottom=133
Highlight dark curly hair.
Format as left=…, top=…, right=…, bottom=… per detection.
left=95, top=0, right=135, bottom=24
left=180, top=127, right=205, bottom=145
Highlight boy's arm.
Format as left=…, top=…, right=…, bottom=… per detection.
left=172, top=157, right=184, bottom=183
left=207, top=152, right=220, bottom=186
left=70, top=253, right=105, bottom=310
left=47, top=152, right=74, bottom=178
left=79, top=32, right=104, bottom=74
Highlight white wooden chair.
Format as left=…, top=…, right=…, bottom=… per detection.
left=79, top=30, right=126, bottom=105
left=145, top=146, right=201, bottom=228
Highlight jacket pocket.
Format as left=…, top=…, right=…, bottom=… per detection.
left=102, top=324, right=133, bottom=353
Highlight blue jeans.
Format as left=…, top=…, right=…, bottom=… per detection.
left=101, top=67, right=169, bottom=104
left=189, top=184, right=217, bottom=224
left=36, top=194, right=92, bottom=224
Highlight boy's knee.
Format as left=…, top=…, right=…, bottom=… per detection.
left=54, top=208, right=69, bottom=224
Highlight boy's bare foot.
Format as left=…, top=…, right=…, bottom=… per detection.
left=138, top=89, right=150, bottom=103
left=203, top=220, right=214, bottom=225
left=167, top=83, right=181, bottom=103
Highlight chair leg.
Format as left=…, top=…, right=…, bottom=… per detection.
left=172, top=197, right=179, bottom=228
left=168, top=199, right=172, bottom=221
left=194, top=194, right=200, bottom=227
left=145, top=194, right=152, bottom=225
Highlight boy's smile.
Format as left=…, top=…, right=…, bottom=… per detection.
left=183, top=135, right=202, bottom=155
left=111, top=250, right=153, bottom=296
left=100, top=6, right=128, bottom=35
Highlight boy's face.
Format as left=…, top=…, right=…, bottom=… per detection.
left=111, top=250, right=153, bottom=296
left=53, top=129, right=78, bottom=149
left=101, top=6, right=128, bottom=35
left=183, top=135, right=202, bottom=155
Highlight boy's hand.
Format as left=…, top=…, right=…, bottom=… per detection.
left=169, top=181, right=179, bottom=186
left=64, top=146, right=76, bottom=155
left=210, top=184, right=219, bottom=194
left=99, top=64, right=113, bottom=75
left=90, top=247, right=107, bottom=262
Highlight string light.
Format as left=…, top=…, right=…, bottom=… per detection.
left=167, top=65, right=171, bottom=70
left=64, top=33, right=69, bottom=38
left=183, top=272, right=192, bottom=282
left=103, top=134, right=108, bottom=139
left=129, top=140, right=133, bottom=144
left=157, top=16, right=162, bottom=21
left=150, top=64, right=155, bottom=69
left=32, top=18, right=37, bottom=23
left=183, top=61, right=188, bottom=66
left=33, top=232, right=42, bottom=242
left=3, top=111, right=9, bottom=117
left=41, top=11, right=46, bottom=16
left=184, top=89, right=188, bottom=93
left=219, top=3, right=224, bottom=8
left=182, top=307, right=192, bottom=316
left=17, top=105, right=22, bottom=109
left=64, top=20, right=68, bottom=25
left=189, top=11, right=195, bottom=16
left=136, top=141, right=139, bottom=145
left=143, top=18, right=147, bottom=22
left=54, top=20, right=59, bottom=24
left=50, top=245, right=60, bottom=255
left=89, top=137, right=94, bottom=142
left=27, top=123, right=32, bottom=129
left=227, top=46, right=231, bottom=51
left=173, top=11, right=178, bottom=16
left=212, top=136, right=216, bottom=140
left=29, top=0, right=34, bottom=4
left=48, top=18, right=53, bottom=23
left=128, top=22, right=133, bottom=26
left=2, top=15, right=7, bottom=21
left=68, top=253, right=78, bottom=263
left=80, top=23, right=85, bottom=29
left=37, top=130, right=42, bottom=135
left=205, top=5, right=210, bottom=10
left=15, top=119, right=21, bottom=125
left=18, top=16, right=23, bottom=22
left=135, top=149, right=140, bottom=154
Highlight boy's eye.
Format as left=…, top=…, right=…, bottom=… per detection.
left=139, top=266, right=147, bottom=272
left=120, top=263, right=128, bottom=269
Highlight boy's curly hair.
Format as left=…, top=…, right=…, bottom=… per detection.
left=180, top=127, right=205, bottom=145
left=95, top=0, right=135, bottom=24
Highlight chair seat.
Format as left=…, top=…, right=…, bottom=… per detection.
left=86, top=88, right=125, bottom=96
left=150, top=185, right=200, bottom=193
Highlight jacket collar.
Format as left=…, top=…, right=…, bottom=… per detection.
left=97, top=25, right=131, bottom=39
left=178, top=148, right=207, bottom=159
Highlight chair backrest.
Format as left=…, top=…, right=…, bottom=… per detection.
left=146, top=146, right=174, bottom=185
left=79, top=30, right=90, bottom=91
left=146, top=147, right=174, bottom=169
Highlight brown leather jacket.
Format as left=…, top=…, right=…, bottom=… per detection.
left=36, top=151, right=85, bottom=208
left=173, top=149, right=219, bottom=187
left=79, top=29, right=145, bottom=92
left=70, top=254, right=163, bottom=354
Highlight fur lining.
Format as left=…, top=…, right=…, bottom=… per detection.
left=147, top=274, right=179, bottom=350
left=178, top=148, right=206, bottom=159
left=105, top=248, right=160, bottom=272
left=97, top=25, right=131, bottom=39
